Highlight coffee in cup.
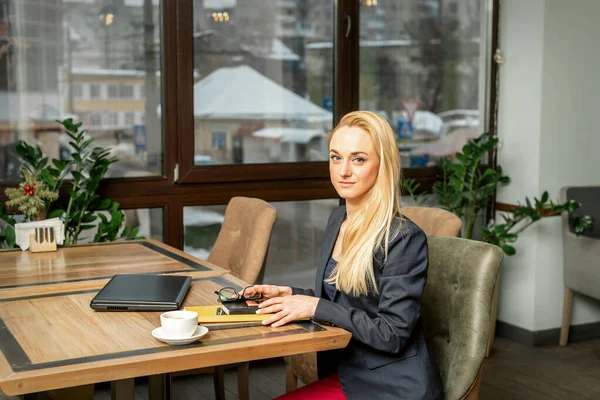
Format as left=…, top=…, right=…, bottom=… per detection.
left=160, top=310, right=198, bottom=337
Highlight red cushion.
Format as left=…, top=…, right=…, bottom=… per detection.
left=275, top=374, right=346, bottom=400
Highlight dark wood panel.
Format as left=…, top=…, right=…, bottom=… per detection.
left=335, top=0, right=359, bottom=119
left=174, top=0, right=196, bottom=184
left=162, top=0, right=181, bottom=184
left=486, top=0, right=501, bottom=223
left=179, top=162, right=330, bottom=184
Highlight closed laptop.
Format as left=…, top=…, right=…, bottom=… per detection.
left=90, top=274, right=192, bottom=311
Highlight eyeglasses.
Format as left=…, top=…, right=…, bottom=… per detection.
left=214, top=286, right=262, bottom=303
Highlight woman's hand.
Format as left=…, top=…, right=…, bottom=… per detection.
left=244, top=284, right=292, bottom=299
left=256, top=295, right=320, bottom=328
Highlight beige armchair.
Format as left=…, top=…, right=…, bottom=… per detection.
left=559, top=186, right=600, bottom=346
left=208, top=196, right=277, bottom=284
left=285, top=206, right=462, bottom=391
left=401, top=206, right=463, bottom=237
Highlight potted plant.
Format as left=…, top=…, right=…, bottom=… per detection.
left=0, top=118, right=142, bottom=248
left=403, top=132, right=594, bottom=252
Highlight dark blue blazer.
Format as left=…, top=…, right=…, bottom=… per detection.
left=293, top=206, right=443, bottom=400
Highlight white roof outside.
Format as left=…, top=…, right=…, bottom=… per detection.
left=203, top=0, right=237, bottom=9
left=306, top=39, right=415, bottom=50
left=72, top=68, right=200, bottom=79
left=63, top=0, right=160, bottom=5
left=252, top=127, right=324, bottom=144
left=241, top=38, right=300, bottom=61
left=193, top=65, right=332, bottom=121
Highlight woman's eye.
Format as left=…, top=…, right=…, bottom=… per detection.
left=353, top=157, right=365, bottom=163
left=330, top=155, right=341, bottom=161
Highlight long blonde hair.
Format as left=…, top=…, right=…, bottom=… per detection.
left=326, top=111, right=402, bottom=297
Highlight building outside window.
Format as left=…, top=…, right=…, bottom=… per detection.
left=90, top=84, right=102, bottom=99
left=119, top=84, right=134, bottom=98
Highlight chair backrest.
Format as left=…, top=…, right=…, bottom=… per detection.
left=401, top=206, right=462, bottom=236
left=422, top=235, right=503, bottom=400
left=561, top=186, right=600, bottom=239
left=207, top=197, right=277, bottom=284
left=560, top=186, right=600, bottom=300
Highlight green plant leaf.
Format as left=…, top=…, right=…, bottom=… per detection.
left=99, top=198, right=111, bottom=209
left=79, top=224, right=96, bottom=231
left=52, top=159, right=70, bottom=171
left=5, top=226, right=15, bottom=248
left=40, top=170, right=56, bottom=188
left=501, top=245, right=516, bottom=256
left=81, top=214, right=97, bottom=223
left=71, top=171, right=84, bottom=182
left=48, top=209, right=65, bottom=219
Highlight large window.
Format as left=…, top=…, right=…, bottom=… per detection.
left=0, top=0, right=497, bottom=252
left=359, top=0, right=483, bottom=168
left=191, top=0, right=334, bottom=166
left=0, top=0, right=164, bottom=181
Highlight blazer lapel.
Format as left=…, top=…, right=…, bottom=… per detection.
left=315, top=207, right=346, bottom=298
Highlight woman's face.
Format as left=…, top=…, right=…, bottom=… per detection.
left=329, top=126, right=380, bottom=208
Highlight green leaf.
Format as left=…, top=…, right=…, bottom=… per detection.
left=68, top=141, right=81, bottom=152
left=52, top=159, right=70, bottom=171
left=501, top=245, right=516, bottom=256
left=99, top=198, right=111, bottom=210
left=5, top=226, right=15, bottom=248
left=71, top=171, right=84, bottom=182
left=48, top=209, right=65, bottom=219
left=41, top=170, right=57, bottom=188
left=79, top=224, right=96, bottom=231
left=81, top=214, right=97, bottom=223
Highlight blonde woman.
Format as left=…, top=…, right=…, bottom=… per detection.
left=249, top=111, right=443, bottom=399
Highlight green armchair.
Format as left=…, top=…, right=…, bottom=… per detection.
left=422, top=235, right=504, bottom=399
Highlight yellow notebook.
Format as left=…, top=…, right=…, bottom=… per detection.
left=185, top=305, right=274, bottom=323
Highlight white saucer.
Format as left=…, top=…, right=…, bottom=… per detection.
left=152, top=325, right=209, bottom=345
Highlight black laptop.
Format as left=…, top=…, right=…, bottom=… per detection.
left=90, top=274, right=192, bottom=311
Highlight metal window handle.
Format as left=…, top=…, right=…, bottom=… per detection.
left=344, top=14, right=352, bottom=38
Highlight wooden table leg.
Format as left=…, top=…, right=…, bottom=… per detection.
left=148, top=373, right=172, bottom=400
left=111, top=379, right=135, bottom=400
left=213, top=366, right=226, bottom=400
left=237, top=362, right=250, bottom=400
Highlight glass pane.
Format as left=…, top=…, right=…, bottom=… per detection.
left=75, top=207, right=163, bottom=244
left=184, top=199, right=339, bottom=288
left=0, top=0, right=163, bottom=181
left=359, top=0, right=483, bottom=168
left=192, top=0, right=334, bottom=165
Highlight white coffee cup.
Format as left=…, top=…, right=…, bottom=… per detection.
left=160, top=310, right=198, bottom=337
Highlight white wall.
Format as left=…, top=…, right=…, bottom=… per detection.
left=497, top=0, right=600, bottom=332
left=496, top=0, right=545, bottom=331
left=535, top=0, right=600, bottom=330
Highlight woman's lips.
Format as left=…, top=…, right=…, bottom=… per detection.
left=338, top=181, right=355, bottom=188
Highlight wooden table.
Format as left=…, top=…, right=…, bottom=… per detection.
left=0, top=240, right=351, bottom=399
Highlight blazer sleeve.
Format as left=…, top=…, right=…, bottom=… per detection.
left=291, top=287, right=315, bottom=296
left=313, top=222, right=428, bottom=354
